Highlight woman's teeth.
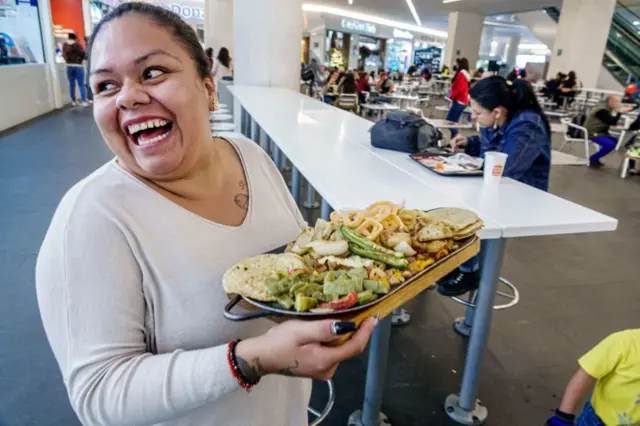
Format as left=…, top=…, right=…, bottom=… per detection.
left=127, top=119, right=169, bottom=135
left=138, top=130, right=170, bottom=146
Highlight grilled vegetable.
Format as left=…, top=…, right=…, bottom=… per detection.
left=349, top=244, right=409, bottom=269
left=317, top=291, right=358, bottom=310
left=277, top=295, right=295, bottom=310
left=364, top=279, right=390, bottom=294
left=347, top=267, right=367, bottom=279
left=306, top=240, right=349, bottom=256
left=394, top=241, right=417, bottom=256
left=356, top=290, right=377, bottom=305
left=265, top=277, right=290, bottom=295
left=341, top=225, right=404, bottom=258
left=294, top=295, right=318, bottom=312
left=323, top=271, right=364, bottom=295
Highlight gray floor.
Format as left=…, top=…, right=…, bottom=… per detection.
left=1, top=106, right=639, bottom=426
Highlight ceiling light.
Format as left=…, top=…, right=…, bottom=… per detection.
left=302, top=3, right=448, bottom=37
left=348, top=0, right=353, bottom=4
left=634, top=20, right=640, bottom=25
left=406, top=0, right=422, bottom=26
left=442, top=0, right=462, bottom=3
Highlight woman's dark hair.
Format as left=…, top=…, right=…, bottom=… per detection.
left=340, top=72, right=357, bottom=94
left=68, top=33, right=77, bottom=41
left=87, top=2, right=210, bottom=79
left=205, top=47, right=213, bottom=59
left=470, top=76, right=550, bottom=136
left=566, top=71, right=577, bottom=87
left=217, top=47, right=231, bottom=69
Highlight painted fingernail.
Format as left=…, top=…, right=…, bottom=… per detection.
left=372, top=313, right=380, bottom=326
left=331, top=321, right=357, bottom=335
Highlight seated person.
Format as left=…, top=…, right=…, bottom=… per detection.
left=420, top=67, right=433, bottom=85
left=584, top=95, right=634, bottom=167
left=439, top=77, right=551, bottom=296
left=375, top=72, right=394, bottom=99
left=355, top=70, right=371, bottom=104
left=555, top=71, right=579, bottom=107
left=542, top=72, right=565, bottom=99
left=546, top=329, right=640, bottom=426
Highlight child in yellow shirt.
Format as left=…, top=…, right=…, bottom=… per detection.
left=546, top=329, right=640, bottom=426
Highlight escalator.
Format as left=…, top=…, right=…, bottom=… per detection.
left=544, top=2, right=640, bottom=87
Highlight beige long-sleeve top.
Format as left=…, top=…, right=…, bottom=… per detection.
left=36, top=136, right=311, bottom=426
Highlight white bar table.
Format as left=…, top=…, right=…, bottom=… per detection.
left=228, top=85, right=617, bottom=426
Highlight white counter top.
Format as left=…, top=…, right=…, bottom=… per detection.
left=229, top=85, right=618, bottom=239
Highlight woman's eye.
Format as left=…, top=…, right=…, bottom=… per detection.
left=96, top=82, right=118, bottom=93
left=143, top=68, right=166, bottom=80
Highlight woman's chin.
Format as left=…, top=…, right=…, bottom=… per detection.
left=131, top=155, right=184, bottom=179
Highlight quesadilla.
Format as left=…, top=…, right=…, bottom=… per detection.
left=222, top=253, right=308, bottom=301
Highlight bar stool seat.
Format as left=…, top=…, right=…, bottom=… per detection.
left=210, top=113, right=234, bottom=122
left=309, top=380, right=335, bottom=426
left=450, top=277, right=520, bottom=337
left=211, top=122, right=237, bottom=133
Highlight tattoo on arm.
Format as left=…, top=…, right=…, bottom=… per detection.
left=278, top=360, right=299, bottom=377
left=234, top=180, right=249, bottom=210
left=236, top=356, right=268, bottom=382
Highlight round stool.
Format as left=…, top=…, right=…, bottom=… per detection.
left=210, top=113, right=233, bottom=122
left=309, top=380, right=335, bottom=426
left=450, top=277, right=520, bottom=337
left=211, top=122, right=237, bottom=133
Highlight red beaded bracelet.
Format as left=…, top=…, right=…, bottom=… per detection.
left=226, top=339, right=260, bottom=392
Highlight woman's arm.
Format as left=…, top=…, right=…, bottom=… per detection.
left=464, top=135, right=482, bottom=157
left=500, top=119, right=546, bottom=181
left=37, top=205, right=240, bottom=426
left=558, top=368, right=596, bottom=415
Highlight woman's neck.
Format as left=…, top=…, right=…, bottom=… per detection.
left=135, top=140, right=225, bottom=201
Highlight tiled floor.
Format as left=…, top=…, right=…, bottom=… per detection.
left=1, top=105, right=639, bottom=426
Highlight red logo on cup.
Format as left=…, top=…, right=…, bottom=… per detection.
left=492, top=165, right=503, bottom=176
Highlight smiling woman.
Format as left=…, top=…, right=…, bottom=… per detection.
left=34, top=3, right=376, bottom=426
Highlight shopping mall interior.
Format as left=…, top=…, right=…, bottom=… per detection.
left=1, top=0, right=640, bottom=425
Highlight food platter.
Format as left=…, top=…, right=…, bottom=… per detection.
left=224, top=235, right=477, bottom=320
left=222, top=202, right=484, bottom=322
left=410, top=153, right=483, bottom=176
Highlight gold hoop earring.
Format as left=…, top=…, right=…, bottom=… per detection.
left=211, top=93, right=219, bottom=112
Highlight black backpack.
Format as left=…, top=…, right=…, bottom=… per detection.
left=370, top=110, right=442, bottom=153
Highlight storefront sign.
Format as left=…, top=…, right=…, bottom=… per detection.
left=341, top=18, right=376, bottom=36
left=393, top=28, right=413, bottom=40
left=150, top=2, right=204, bottom=20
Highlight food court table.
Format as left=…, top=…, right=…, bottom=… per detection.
left=228, top=85, right=618, bottom=426
left=386, top=93, right=420, bottom=109
left=360, top=102, right=399, bottom=120
left=427, top=118, right=474, bottom=130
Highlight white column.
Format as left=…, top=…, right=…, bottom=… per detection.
left=82, top=0, right=93, bottom=37
left=348, top=33, right=360, bottom=70
left=505, top=35, right=520, bottom=69
left=478, top=27, right=494, bottom=57
left=234, top=0, right=303, bottom=90
left=309, top=25, right=326, bottom=64
left=548, top=0, right=616, bottom=88
left=38, top=0, right=63, bottom=109
left=205, top=0, right=234, bottom=56
left=444, top=11, right=484, bottom=70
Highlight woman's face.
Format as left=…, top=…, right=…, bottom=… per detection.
left=470, top=98, right=500, bottom=128
left=89, top=14, right=214, bottom=180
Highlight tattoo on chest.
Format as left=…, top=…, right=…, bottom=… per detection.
left=234, top=180, right=249, bottom=210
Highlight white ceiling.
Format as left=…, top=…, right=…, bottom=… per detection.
left=311, top=0, right=561, bottom=30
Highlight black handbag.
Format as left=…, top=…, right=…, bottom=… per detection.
left=370, top=110, right=442, bottom=153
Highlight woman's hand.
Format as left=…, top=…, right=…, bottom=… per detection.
left=450, top=135, right=468, bottom=152
left=235, top=316, right=377, bottom=381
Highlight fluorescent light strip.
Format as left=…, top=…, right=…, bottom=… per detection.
left=302, top=3, right=448, bottom=38
left=405, top=0, right=422, bottom=26
left=442, top=0, right=462, bottom=3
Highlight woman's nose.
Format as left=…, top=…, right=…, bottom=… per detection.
left=116, top=82, right=151, bottom=110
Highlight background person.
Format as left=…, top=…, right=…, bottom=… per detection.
left=212, top=46, right=233, bottom=84
left=62, top=33, right=88, bottom=106
left=545, top=329, right=640, bottom=426
left=356, top=70, right=371, bottom=104
left=584, top=94, right=634, bottom=167
left=439, top=77, right=551, bottom=296
left=445, top=57, right=471, bottom=137
left=36, top=4, right=376, bottom=426
left=556, top=70, right=579, bottom=108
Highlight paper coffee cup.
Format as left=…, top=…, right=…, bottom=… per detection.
left=483, top=152, right=508, bottom=184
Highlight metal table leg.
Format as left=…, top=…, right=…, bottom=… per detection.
left=252, top=121, right=260, bottom=144
left=272, top=144, right=281, bottom=169
left=445, top=238, right=506, bottom=425
left=348, top=316, right=393, bottom=426
left=303, top=182, right=320, bottom=209
left=320, top=200, right=333, bottom=221
left=453, top=291, right=477, bottom=338
left=240, top=107, right=247, bottom=136
left=291, top=167, right=301, bottom=205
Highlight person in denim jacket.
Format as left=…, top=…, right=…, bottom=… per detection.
left=439, top=76, right=551, bottom=296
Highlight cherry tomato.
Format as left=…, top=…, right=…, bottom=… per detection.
left=317, top=291, right=358, bottom=311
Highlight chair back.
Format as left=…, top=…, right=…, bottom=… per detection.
left=337, top=93, right=358, bottom=108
